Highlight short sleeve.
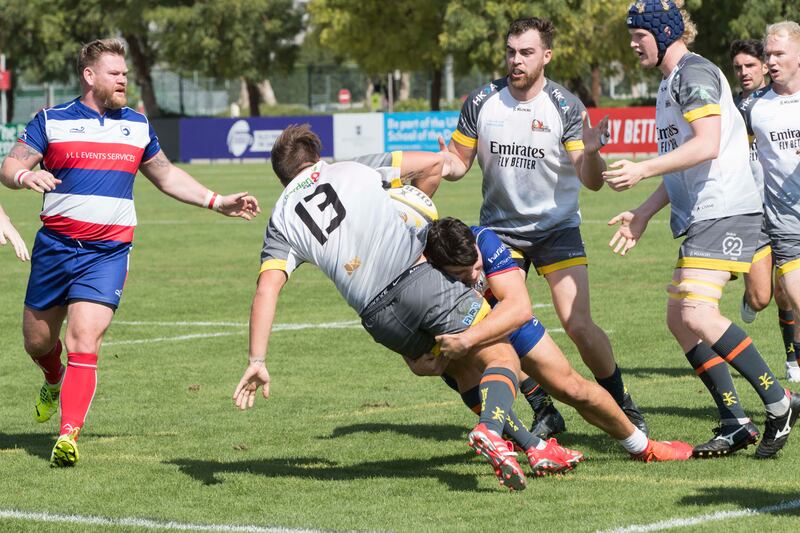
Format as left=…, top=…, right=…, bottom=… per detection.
left=452, top=80, right=503, bottom=149
left=675, top=61, right=722, bottom=123
left=142, top=122, right=162, bottom=161
left=18, top=110, right=48, bottom=155
left=349, top=151, right=402, bottom=188
left=260, top=218, right=303, bottom=276
left=474, top=227, right=517, bottom=277
left=553, top=87, right=586, bottom=151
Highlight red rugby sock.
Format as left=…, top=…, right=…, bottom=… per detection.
left=31, top=339, right=65, bottom=386
left=60, top=352, right=98, bottom=437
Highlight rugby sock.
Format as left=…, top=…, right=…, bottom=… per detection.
left=461, top=384, right=540, bottom=448
left=685, top=342, right=748, bottom=424
left=617, top=428, right=648, bottom=455
left=520, top=377, right=550, bottom=412
left=711, top=324, right=787, bottom=413
left=59, top=352, right=98, bottom=437
left=596, top=365, right=627, bottom=405
left=32, top=339, right=64, bottom=386
left=792, top=343, right=800, bottom=364
left=778, top=309, right=796, bottom=362
left=479, top=367, right=518, bottom=436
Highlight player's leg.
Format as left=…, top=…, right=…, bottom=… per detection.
left=545, top=264, right=648, bottom=434
left=774, top=271, right=799, bottom=381
left=23, top=305, right=68, bottom=423
left=740, top=243, right=773, bottom=322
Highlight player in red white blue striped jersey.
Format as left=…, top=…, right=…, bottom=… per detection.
left=0, top=39, right=260, bottom=467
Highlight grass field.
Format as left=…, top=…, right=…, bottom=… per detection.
left=1, top=163, right=799, bottom=533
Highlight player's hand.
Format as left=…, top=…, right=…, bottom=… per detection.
left=217, top=192, right=261, bottom=220
left=602, top=160, right=647, bottom=191
left=19, top=169, right=61, bottom=193
left=233, top=361, right=271, bottom=409
left=0, top=214, right=30, bottom=261
left=608, top=210, right=648, bottom=256
left=402, top=352, right=450, bottom=376
left=581, top=112, right=610, bottom=154
left=434, top=332, right=474, bottom=360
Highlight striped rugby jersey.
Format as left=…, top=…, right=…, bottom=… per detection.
left=19, top=98, right=161, bottom=244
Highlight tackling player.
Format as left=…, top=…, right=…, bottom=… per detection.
left=739, top=21, right=800, bottom=383
left=604, top=0, right=800, bottom=459
left=422, top=217, right=693, bottom=462
left=233, top=125, right=556, bottom=490
left=0, top=204, right=29, bottom=261
left=730, top=39, right=796, bottom=377
left=0, top=39, right=261, bottom=467
left=443, top=17, right=648, bottom=440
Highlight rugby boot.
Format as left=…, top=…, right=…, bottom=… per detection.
left=50, top=427, right=80, bottom=468
left=468, top=423, right=527, bottom=491
left=632, top=439, right=693, bottom=462
left=785, top=361, right=800, bottom=383
left=525, top=438, right=584, bottom=476
left=756, top=390, right=800, bottom=458
left=692, top=422, right=760, bottom=458
left=35, top=381, right=60, bottom=423
left=530, top=402, right=566, bottom=440
left=620, top=393, right=649, bottom=436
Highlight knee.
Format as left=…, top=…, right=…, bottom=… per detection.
left=746, top=287, right=771, bottom=311
left=679, top=304, right=712, bottom=335
left=23, top=337, right=54, bottom=358
left=562, top=316, right=594, bottom=344
left=547, top=371, right=592, bottom=407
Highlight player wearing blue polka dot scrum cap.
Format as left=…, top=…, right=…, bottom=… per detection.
left=606, top=1, right=800, bottom=460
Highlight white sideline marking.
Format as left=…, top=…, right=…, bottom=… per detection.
left=104, top=321, right=362, bottom=346
left=0, top=508, right=324, bottom=532
left=597, top=498, right=800, bottom=533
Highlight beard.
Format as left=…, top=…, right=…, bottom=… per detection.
left=95, top=84, right=127, bottom=110
left=508, top=66, right=542, bottom=92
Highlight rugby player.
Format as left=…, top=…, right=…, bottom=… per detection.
left=0, top=203, right=29, bottom=261
left=421, top=217, right=693, bottom=462
left=730, top=39, right=796, bottom=374
left=604, top=0, right=800, bottom=458
left=233, top=124, right=572, bottom=490
left=0, top=39, right=261, bottom=467
left=739, top=21, right=800, bottom=383
left=442, top=17, right=648, bottom=440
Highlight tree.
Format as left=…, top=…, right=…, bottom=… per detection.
left=308, top=0, right=450, bottom=110
left=153, top=0, right=303, bottom=117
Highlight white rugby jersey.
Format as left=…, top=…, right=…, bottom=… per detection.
left=260, top=160, right=426, bottom=313
left=734, top=93, right=765, bottom=200
left=740, top=86, right=800, bottom=236
left=453, top=78, right=586, bottom=237
left=656, top=53, right=761, bottom=238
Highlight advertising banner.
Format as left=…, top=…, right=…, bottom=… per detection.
left=384, top=111, right=459, bottom=152
left=333, top=113, right=384, bottom=160
left=179, top=116, right=334, bottom=162
left=1, top=123, right=24, bottom=159
left=587, top=107, right=657, bottom=154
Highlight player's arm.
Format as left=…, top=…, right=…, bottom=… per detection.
left=140, top=150, right=260, bottom=220
left=233, top=269, right=288, bottom=409
left=608, top=182, right=670, bottom=256
left=0, top=204, right=30, bottom=261
left=445, top=137, right=476, bottom=181
left=567, top=113, right=609, bottom=191
left=603, top=116, right=720, bottom=191
left=436, top=270, right=532, bottom=359
left=0, top=143, right=60, bottom=192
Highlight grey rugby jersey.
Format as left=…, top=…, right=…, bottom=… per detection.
left=739, top=85, right=800, bottom=237
left=656, top=53, right=761, bottom=238
left=453, top=77, right=586, bottom=237
left=260, top=160, right=425, bottom=313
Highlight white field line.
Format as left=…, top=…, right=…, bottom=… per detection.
left=597, top=498, right=800, bottom=533
left=0, top=508, right=326, bottom=533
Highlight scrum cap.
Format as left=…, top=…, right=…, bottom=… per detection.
left=627, top=0, right=684, bottom=66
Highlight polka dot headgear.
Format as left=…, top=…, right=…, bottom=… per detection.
left=626, top=0, right=685, bottom=66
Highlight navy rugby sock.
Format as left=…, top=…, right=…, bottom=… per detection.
left=479, top=367, right=518, bottom=436
left=596, top=365, right=627, bottom=405
left=685, top=342, right=748, bottom=425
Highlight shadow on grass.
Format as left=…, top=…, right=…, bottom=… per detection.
left=622, top=366, right=691, bottom=379
left=167, top=451, right=495, bottom=492
left=0, top=432, right=55, bottom=461
left=679, top=486, right=800, bottom=516
left=322, top=423, right=467, bottom=442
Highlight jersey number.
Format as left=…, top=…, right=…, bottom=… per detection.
left=295, top=183, right=347, bottom=245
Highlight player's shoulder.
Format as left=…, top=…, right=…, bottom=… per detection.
left=544, top=79, right=584, bottom=119
left=674, top=53, right=720, bottom=82
left=472, top=225, right=504, bottom=249
left=738, top=85, right=772, bottom=114
left=116, top=106, right=150, bottom=124
left=41, top=98, right=82, bottom=121
left=463, top=78, right=508, bottom=113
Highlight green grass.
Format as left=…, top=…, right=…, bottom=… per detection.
left=1, top=164, right=799, bottom=532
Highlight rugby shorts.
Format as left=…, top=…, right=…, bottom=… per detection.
left=676, top=213, right=762, bottom=274
left=495, top=226, right=587, bottom=276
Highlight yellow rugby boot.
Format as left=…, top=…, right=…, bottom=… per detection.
left=35, top=381, right=60, bottom=423
left=50, top=427, right=80, bottom=467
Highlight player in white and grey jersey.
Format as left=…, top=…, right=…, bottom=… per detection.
left=444, top=16, right=649, bottom=440
left=233, top=125, right=567, bottom=491
left=729, top=38, right=797, bottom=375
left=739, top=21, right=800, bottom=383
left=607, top=0, right=798, bottom=459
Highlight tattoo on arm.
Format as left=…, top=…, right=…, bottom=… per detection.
left=7, top=143, right=42, bottom=164
left=145, top=151, right=171, bottom=169
left=400, top=170, right=425, bottom=183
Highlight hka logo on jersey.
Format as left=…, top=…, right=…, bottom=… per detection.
left=531, top=119, right=551, bottom=132
left=472, top=83, right=497, bottom=106
left=551, top=87, right=570, bottom=113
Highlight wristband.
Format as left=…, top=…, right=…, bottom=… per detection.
left=249, top=358, right=265, bottom=365
left=202, top=190, right=221, bottom=211
left=14, top=169, right=32, bottom=188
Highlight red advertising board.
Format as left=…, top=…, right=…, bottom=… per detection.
left=0, top=70, right=11, bottom=91
left=587, top=107, right=657, bottom=154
